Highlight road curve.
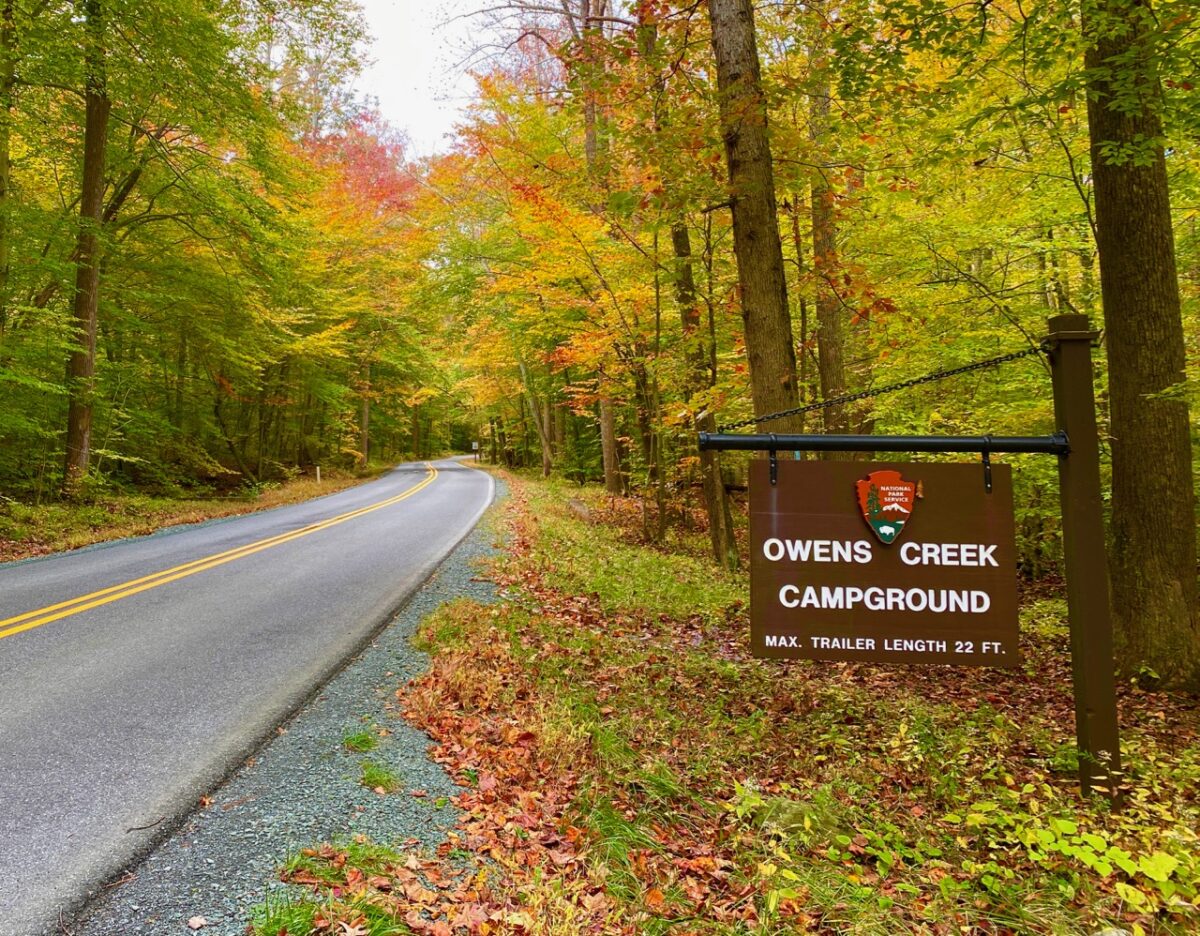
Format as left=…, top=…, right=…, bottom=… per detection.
left=0, top=458, right=494, bottom=936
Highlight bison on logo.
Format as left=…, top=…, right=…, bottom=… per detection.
left=855, top=470, right=919, bottom=545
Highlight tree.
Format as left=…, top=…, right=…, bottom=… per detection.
left=1083, top=0, right=1199, bottom=687
left=62, top=0, right=110, bottom=495
left=705, top=0, right=801, bottom=432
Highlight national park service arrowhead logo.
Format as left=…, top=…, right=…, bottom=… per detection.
left=856, top=470, right=921, bottom=545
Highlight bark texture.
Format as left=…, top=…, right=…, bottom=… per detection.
left=64, top=0, right=110, bottom=495
left=706, top=0, right=801, bottom=431
left=1084, top=0, right=1199, bottom=687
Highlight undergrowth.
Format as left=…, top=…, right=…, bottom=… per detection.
left=0, top=467, right=381, bottom=562
left=256, top=471, right=1199, bottom=935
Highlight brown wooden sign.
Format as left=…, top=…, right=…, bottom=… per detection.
left=750, top=459, right=1020, bottom=666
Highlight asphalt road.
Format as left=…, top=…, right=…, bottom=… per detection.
left=0, top=458, right=494, bottom=936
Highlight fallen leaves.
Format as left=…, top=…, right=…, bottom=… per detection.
left=270, top=476, right=1200, bottom=936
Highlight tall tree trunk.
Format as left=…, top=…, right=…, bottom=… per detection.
left=809, top=71, right=848, bottom=435
left=553, top=403, right=566, bottom=453
left=63, top=0, right=110, bottom=496
left=0, top=0, right=15, bottom=338
left=1084, top=0, right=1199, bottom=688
left=530, top=394, right=553, bottom=477
left=358, top=363, right=370, bottom=468
left=706, top=0, right=801, bottom=432
left=543, top=394, right=556, bottom=457
left=172, top=328, right=187, bottom=430
left=520, top=361, right=553, bottom=478
left=497, top=419, right=511, bottom=468
left=599, top=394, right=621, bottom=492
left=579, top=1, right=622, bottom=493
left=411, top=403, right=421, bottom=460
left=788, top=198, right=811, bottom=435
left=673, top=222, right=738, bottom=569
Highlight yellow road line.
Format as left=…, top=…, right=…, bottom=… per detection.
left=0, top=465, right=439, bottom=643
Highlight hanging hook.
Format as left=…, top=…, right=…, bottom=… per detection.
left=981, top=435, right=993, bottom=494
left=769, top=434, right=778, bottom=486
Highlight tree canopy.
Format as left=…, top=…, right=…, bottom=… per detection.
left=0, top=0, right=1197, bottom=685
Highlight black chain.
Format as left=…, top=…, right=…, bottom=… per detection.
left=717, top=345, right=1046, bottom=433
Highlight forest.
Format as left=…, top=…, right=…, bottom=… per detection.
left=0, top=0, right=1197, bottom=695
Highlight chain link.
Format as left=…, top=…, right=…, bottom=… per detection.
left=717, top=346, right=1046, bottom=433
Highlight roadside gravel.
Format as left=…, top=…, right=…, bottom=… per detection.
left=71, top=475, right=506, bottom=936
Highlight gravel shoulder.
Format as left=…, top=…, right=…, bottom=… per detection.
left=71, top=474, right=506, bottom=936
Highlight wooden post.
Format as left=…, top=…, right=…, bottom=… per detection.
left=1045, top=313, right=1122, bottom=803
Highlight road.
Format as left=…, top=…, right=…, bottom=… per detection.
left=0, top=458, right=493, bottom=936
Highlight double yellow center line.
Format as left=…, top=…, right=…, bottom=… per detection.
left=0, top=465, right=439, bottom=643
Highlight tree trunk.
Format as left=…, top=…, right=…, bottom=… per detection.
left=787, top=199, right=812, bottom=435
left=0, top=0, right=15, bottom=338
left=673, top=222, right=738, bottom=569
left=63, top=0, right=110, bottom=496
left=528, top=393, right=553, bottom=478
left=1084, top=0, right=1198, bottom=688
left=543, top=394, right=556, bottom=456
left=706, top=0, right=800, bottom=432
left=518, top=360, right=553, bottom=477
left=498, top=420, right=512, bottom=468
left=411, top=403, right=421, bottom=460
left=553, top=403, right=566, bottom=452
left=809, top=72, right=848, bottom=435
left=599, top=394, right=620, bottom=493
left=359, top=363, right=370, bottom=468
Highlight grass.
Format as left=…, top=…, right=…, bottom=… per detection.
left=251, top=892, right=322, bottom=936
left=358, top=760, right=400, bottom=793
left=254, top=471, right=1200, bottom=935
left=0, top=467, right=383, bottom=563
left=252, top=887, right=412, bottom=936
left=343, top=729, right=379, bottom=753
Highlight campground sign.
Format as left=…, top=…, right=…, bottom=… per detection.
left=705, top=315, right=1124, bottom=801
left=749, top=460, right=1020, bottom=667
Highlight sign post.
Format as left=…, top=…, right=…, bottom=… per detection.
left=1046, top=314, right=1122, bottom=801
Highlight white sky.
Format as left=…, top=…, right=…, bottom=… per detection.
left=353, top=0, right=484, bottom=158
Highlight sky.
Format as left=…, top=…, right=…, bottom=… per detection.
left=353, top=0, right=483, bottom=158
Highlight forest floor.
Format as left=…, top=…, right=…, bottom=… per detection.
left=249, top=469, right=1199, bottom=936
left=0, top=468, right=385, bottom=563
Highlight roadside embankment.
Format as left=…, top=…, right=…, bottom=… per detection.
left=265, top=472, right=1198, bottom=935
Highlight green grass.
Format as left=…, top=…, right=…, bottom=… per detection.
left=283, top=840, right=406, bottom=884
left=524, top=478, right=745, bottom=625
left=359, top=760, right=401, bottom=793
left=250, top=892, right=321, bottom=936
left=251, top=888, right=412, bottom=936
left=252, top=841, right=419, bottom=936
left=342, top=729, right=379, bottom=753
